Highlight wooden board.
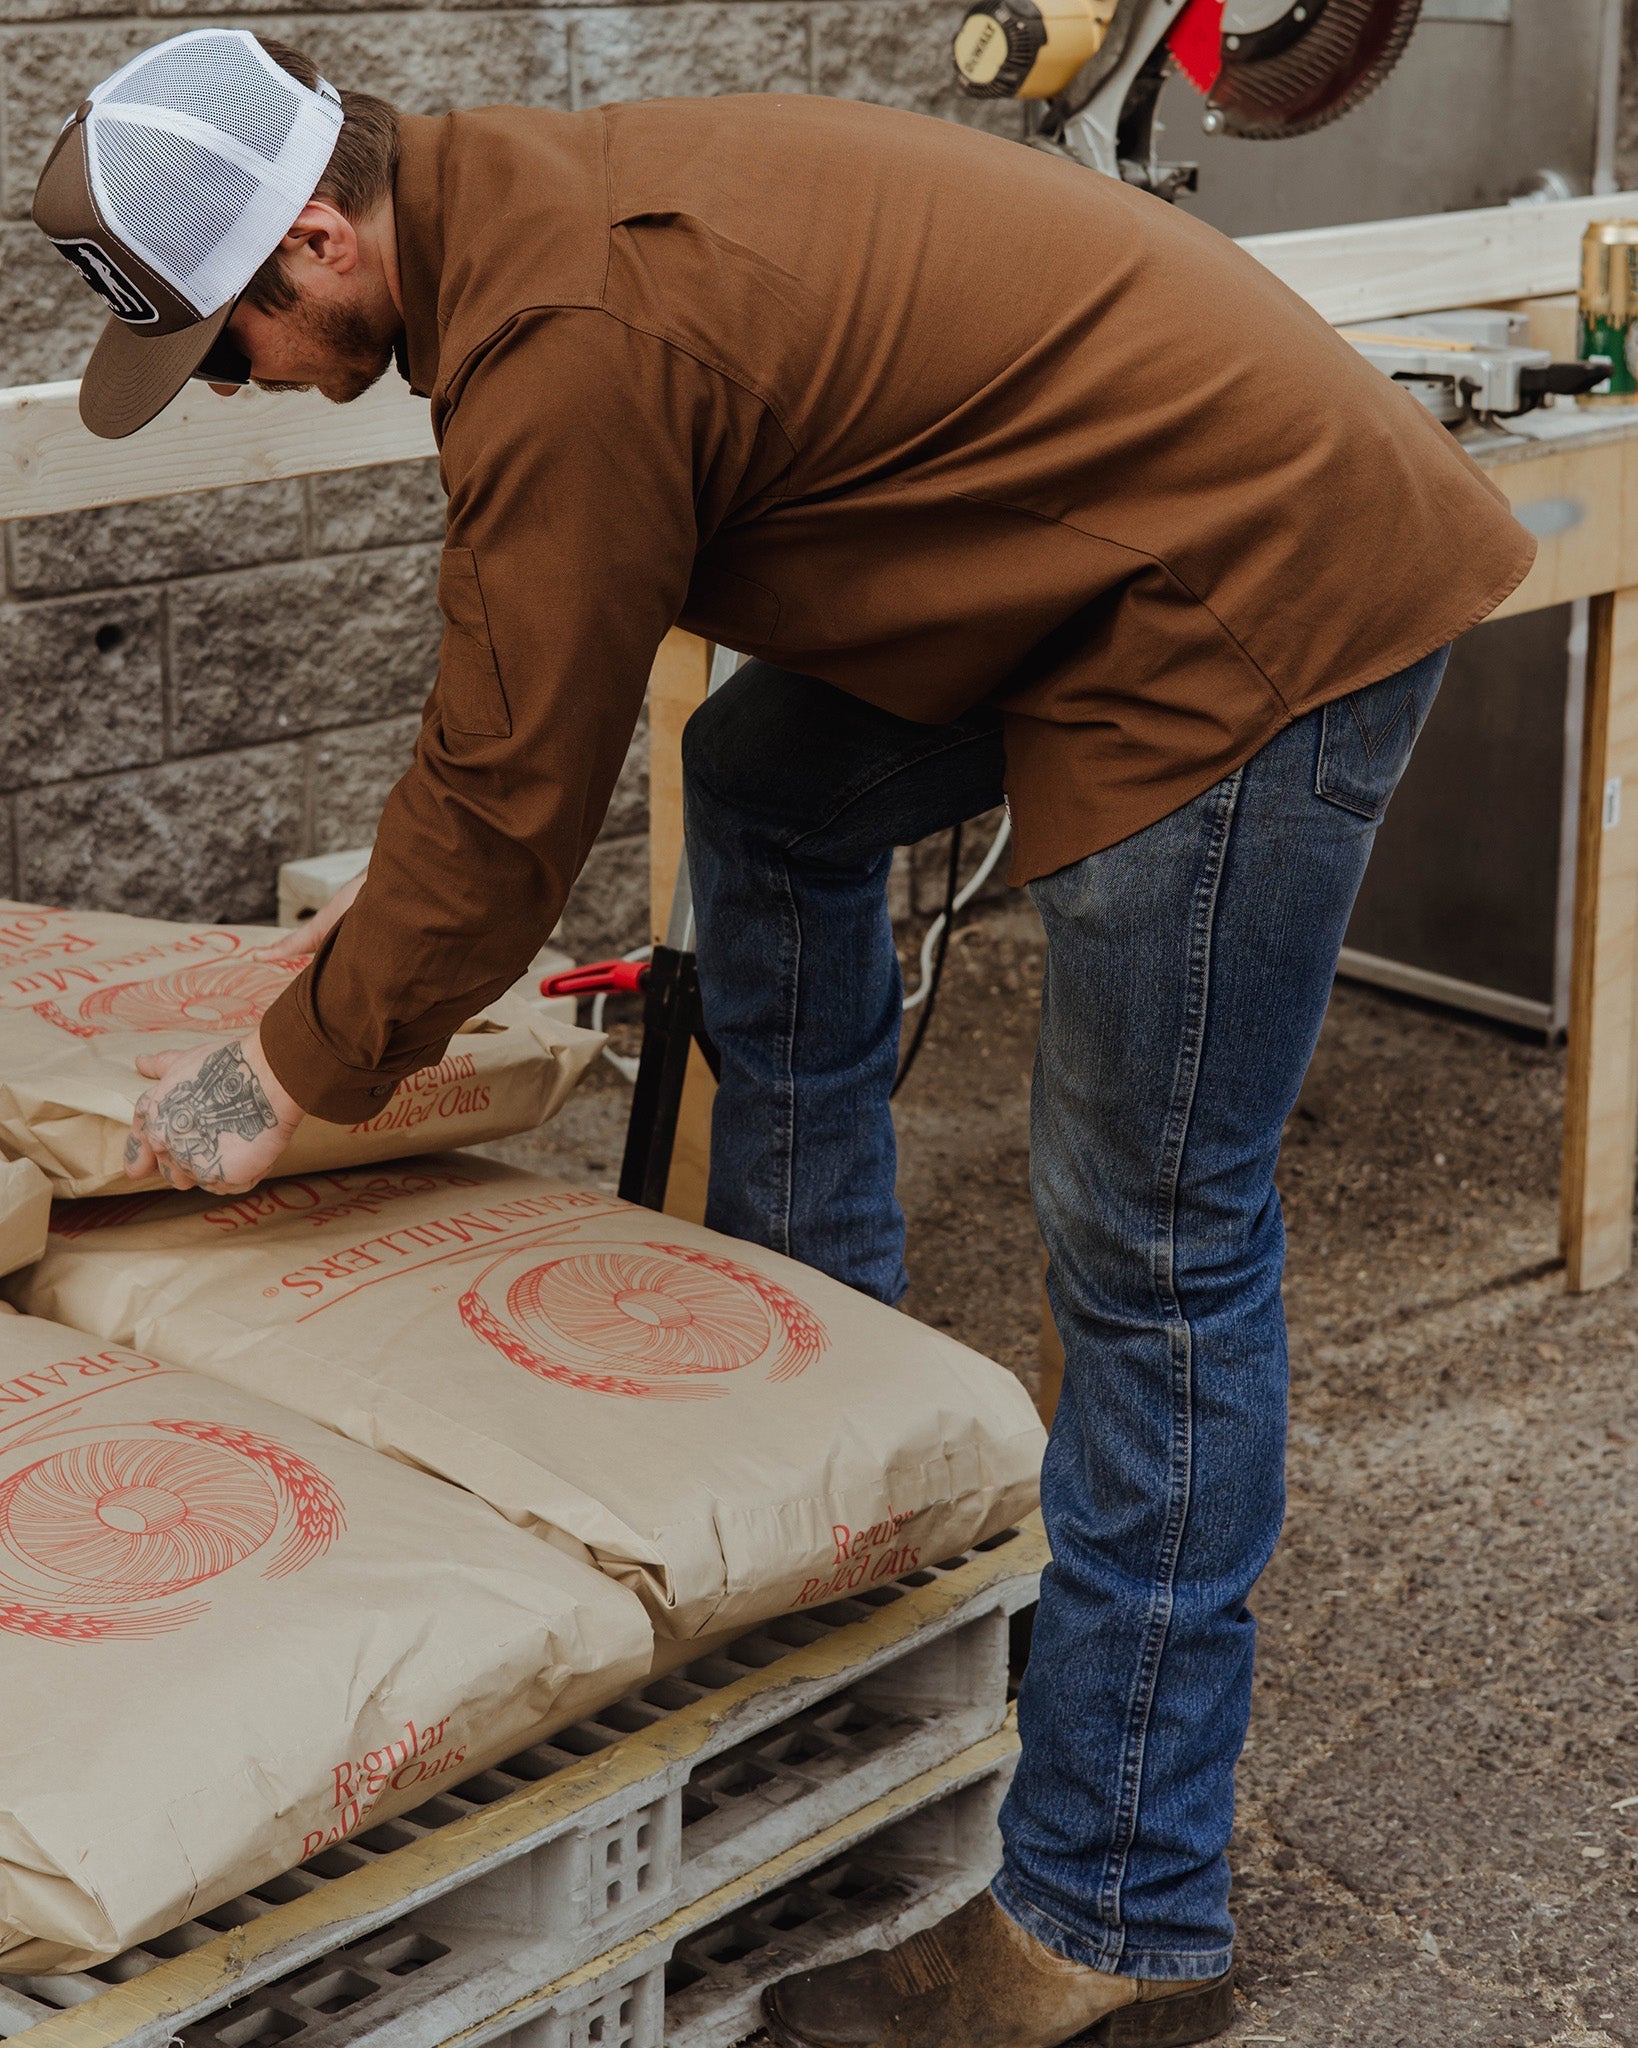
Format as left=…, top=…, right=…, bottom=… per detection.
left=3, top=195, right=1635, bottom=521
left=647, top=629, right=713, bottom=948
left=1239, top=191, right=1638, bottom=327
left=1561, top=586, right=1638, bottom=1289
left=664, top=1040, right=716, bottom=1228
left=645, top=628, right=718, bottom=1226
left=0, top=376, right=433, bottom=521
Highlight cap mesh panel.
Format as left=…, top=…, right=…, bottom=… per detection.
left=102, top=38, right=301, bottom=163
left=94, top=120, right=258, bottom=285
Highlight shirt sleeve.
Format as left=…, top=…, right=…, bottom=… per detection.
left=259, top=308, right=769, bottom=1123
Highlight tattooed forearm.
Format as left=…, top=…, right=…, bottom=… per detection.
left=139, top=1041, right=278, bottom=1185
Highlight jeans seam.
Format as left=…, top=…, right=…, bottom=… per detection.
left=1100, top=766, right=1244, bottom=1939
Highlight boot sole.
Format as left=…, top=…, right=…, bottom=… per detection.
left=1071, top=1969, right=1237, bottom=2047
left=761, top=1968, right=1235, bottom=2048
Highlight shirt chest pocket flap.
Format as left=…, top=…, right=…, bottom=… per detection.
left=437, top=546, right=511, bottom=738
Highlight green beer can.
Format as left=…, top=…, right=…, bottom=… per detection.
left=1580, top=220, right=1638, bottom=405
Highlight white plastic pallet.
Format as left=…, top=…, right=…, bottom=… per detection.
left=0, top=1527, right=1042, bottom=2048
left=170, top=1721, right=1020, bottom=2048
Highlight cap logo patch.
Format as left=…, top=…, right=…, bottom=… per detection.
left=53, top=238, right=159, bottom=324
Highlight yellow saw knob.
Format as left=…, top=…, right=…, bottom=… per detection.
left=953, top=0, right=1118, bottom=100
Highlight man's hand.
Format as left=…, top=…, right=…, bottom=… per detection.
left=126, top=1030, right=304, bottom=1195
left=250, top=868, right=366, bottom=966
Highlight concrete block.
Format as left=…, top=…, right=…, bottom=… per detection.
left=263, top=11, right=570, bottom=111
left=15, top=743, right=307, bottom=924
left=148, top=0, right=421, bottom=17
left=308, top=711, right=422, bottom=852
left=308, top=459, right=446, bottom=555
left=0, top=0, right=126, bottom=23
left=604, top=702, right=650, bottom=841
left=7, top=481, right=306, bottom=599
left=571, top=6, right=810, bottom=108
left=0, top=222, right=105, bottom=385
left=0, top=588, right=164, bottom=796
left=168, top=545, right=441, bottom=755
left=811, top=1, right=1028, bottom=137
left=0, top=23, right=158, bottom=220
left=279, top=844, right=371, bottom=924
left=552, top=831, right=649, bottom=959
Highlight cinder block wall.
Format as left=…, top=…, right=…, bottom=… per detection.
left=2, top=3, right=1018, bottom=952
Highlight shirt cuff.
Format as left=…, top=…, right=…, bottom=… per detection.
left=259, top=980, right=407, bottom=1126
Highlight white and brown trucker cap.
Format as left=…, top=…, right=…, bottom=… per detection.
left=32, top=29, right=343, bottom=439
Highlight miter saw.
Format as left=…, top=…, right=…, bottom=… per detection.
left=951, top=0, right=1612, bottom=427
left=953, top=0, right=1424, bottom=200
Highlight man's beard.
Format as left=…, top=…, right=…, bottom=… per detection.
left=255, top=291, right=394, bottom=404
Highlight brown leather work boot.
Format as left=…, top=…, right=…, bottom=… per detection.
left=760, top=1891, right=1235, bottom=2048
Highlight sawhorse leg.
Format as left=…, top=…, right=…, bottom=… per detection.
left=1563, top=585, right=1638, bottom=1290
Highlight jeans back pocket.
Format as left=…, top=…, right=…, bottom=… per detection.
left=1314, top=646, right=1450, bottom=821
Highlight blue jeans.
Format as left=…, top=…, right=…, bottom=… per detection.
left=683, top=646, right=1448, bottom=1979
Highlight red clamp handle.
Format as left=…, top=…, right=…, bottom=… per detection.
left=541, top=958, right=650, bottom=999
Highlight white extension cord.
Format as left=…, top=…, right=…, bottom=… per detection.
left=900, top=813, right=1012, bottom=1013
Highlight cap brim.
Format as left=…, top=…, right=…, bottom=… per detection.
left=78, top=301, right=235, bottom=440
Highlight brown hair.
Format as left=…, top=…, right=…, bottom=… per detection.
left=244, top=37, right=400, bottom=313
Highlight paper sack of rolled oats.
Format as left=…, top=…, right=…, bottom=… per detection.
left=0, top=1161, right=50, bottom=1281
left=0, top=1312, right=651, bottom=1973
left=0, top=901, right=602, bottom=1198
left=14, top=1157, right=1046, bottom=1641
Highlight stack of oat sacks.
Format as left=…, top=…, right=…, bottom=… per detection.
left=0, top=903, right=1044, bottom=1971
left=0, top=906, right=650, bottom=1969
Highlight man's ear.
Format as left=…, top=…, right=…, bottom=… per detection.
left=278, top=200, right=360, bottom=279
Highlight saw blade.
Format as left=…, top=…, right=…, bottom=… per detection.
left=1210, top=0, right=1422, bottom=140
left=1167, top=0, right=1227, bottom=93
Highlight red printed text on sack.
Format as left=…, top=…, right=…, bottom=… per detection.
left=306, top=1718, right=468, bottom=1854
left=276, top=1191, right=613, bottom=1301
left=200, top=1168, right=486, bottom=1235
left=0, top=928, right=241, bottom=1008
left=344, top=1053, right=493, bottom=1135
left=0, top=1349, right=165, bottom=1420
left=0, top=909, right=95, bottom=973
left=795, top=1510, right=921, bottom=1606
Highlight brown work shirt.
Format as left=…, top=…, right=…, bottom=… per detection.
left=262, top=94, right=1535, bottom=1122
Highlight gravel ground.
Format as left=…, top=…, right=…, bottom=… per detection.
left=491, top=894, right=1637, bottom=2045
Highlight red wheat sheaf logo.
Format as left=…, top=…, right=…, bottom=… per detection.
left=458, top=1242, right=827, bottom=1400
left=0, top=1420, right=344, bottom=1641
left=31, top=959, right=300, bottom=1040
